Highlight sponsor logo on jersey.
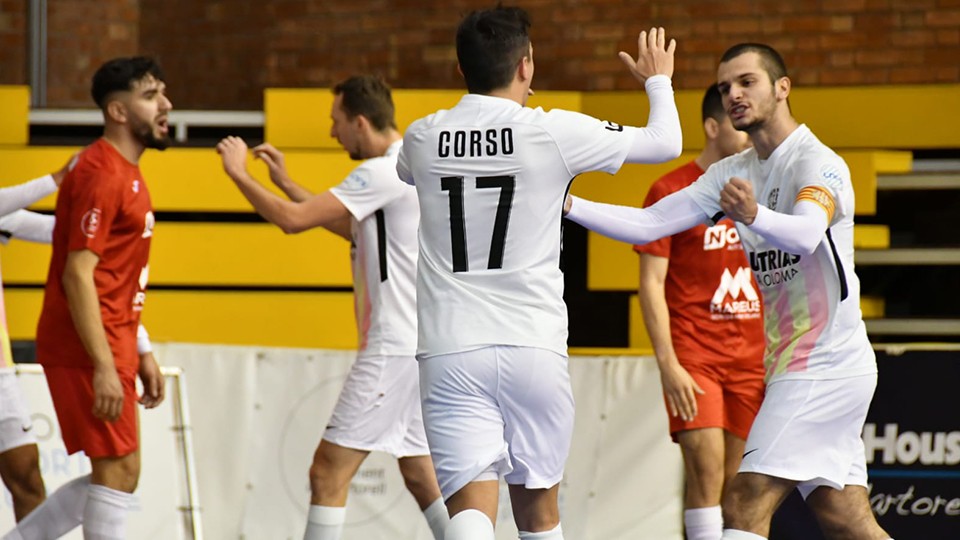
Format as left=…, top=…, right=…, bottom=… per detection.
left=819, top=164, right=844, bottom=191
left=342, top=172, right=369, bottom=190
left=703, top=222, right=741, bottom=251
left=134, top=264, right=149, bottom=311
left=749, top=249, right=801, bottom=288
left=710, top=267, right=761, bottom=317
left=863, top=423, right=960, bottom=466
left=603, top=121, right=623, bottom=132
left=80, top=208, right=102, bottom=238
left=767, top=188, right=779, bottom=209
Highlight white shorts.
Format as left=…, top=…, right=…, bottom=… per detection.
left=322, top=354, right=429, bottom=458
left=739, top=373, right=877, bottom=497
left=419, top=346, right=575, bottom=500
left=0, top=369, right=38, bottom=453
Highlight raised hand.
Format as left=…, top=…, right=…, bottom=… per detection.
left=216, top=136, right=250, bottom=179
left=252, top=143, right=293, bottom=188
left=619, top=27, right=676, bottom=84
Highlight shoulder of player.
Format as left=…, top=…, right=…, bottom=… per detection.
left=69, top=143, right=126, bottom=183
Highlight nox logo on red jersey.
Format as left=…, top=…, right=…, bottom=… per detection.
left=703, top=222, right=741, bottom=251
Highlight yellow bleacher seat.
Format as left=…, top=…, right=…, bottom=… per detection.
left=0, top=86, right=29, bottom=146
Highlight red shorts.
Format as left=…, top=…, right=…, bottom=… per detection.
left=44, top=366, right=139, bottom=458
left=665, top=359, right=765, bottom=442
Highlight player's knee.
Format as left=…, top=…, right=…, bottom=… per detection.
left=308, top=459, right=348, bottom=498
left=5, top=467, right=45, bottom=501
left=513, top=504, right=560, bottom=533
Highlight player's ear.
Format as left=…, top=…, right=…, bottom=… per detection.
left=518, top=54, right=532, bottom=83
left=456, top=63, right=464, bottom=79
left=703, top=117, right=719, bottom=140
left=105, top=99, right=127, bottom=124
left=776, top=76, right=791, bottom=102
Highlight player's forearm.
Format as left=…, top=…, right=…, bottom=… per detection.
left=746, top=202, right=828, bottom=255
left=274, top=175, right=314, bottom=203
left=62, top=264, right=115, bottom=371
left=566, top=191, right=704, bottom=245
left=228, top=169, right=306, bottom=233
left=624, top=75, right=682, bottom=164
left=638, top=279, right=679, bottom=367
left=0, top=210, right=54, bottom=243
left=0, top=175, right=57, bottom=217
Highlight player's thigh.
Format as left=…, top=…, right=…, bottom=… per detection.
left=0, top=372, right=38, bottom=455
left=740, top=375, right=874, bottom=489
left=0, top=443, right=41, bottom=490
left=723, top=472, right=796, bottom=530
left=508, top=482, right=560, bottom=532
left=324, top=355, right=425, bottom=456
left=676, top=427, right=726, bottom=476
left=497, top=346, right=574, bottom=489
left=419, top=349, right=510, bottom=500
left=806, top=484, right=883, bottom=538
left=45, top=366, right=139, bottom=459
left=312, top=439, right=369, bottom=480
left=721, top=361, right=765, bottom=441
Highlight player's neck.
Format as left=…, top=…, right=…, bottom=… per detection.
left=368, top=129, right=402, bottom=157
left=749, top=115, right=799, bottom=160
left=484, top=81, right=529, bottom=106
left=695, top=146, right=724, bottom=170
left=101, top=126, right=146, bottom=165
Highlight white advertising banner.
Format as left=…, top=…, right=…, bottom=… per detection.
left=7, top=344, right=682, bottom=539
left=0, top=365, right=198, bottom=539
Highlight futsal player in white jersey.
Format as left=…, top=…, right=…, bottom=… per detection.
left=396, top=6, right=681, bottom=539
left=217, top=75, right=448, bottom=540
left=0, top=167, right=69, bottom=524
left=565, top=43, right=893, bottom=540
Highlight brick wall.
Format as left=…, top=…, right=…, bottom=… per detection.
left=3, top=0, right=959, bottom=108
left=0, top=0, right=27, bottom=85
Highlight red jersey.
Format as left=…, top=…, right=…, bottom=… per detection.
left=634, top=161, right=764, bottom=365
left=37, top=138, right=154, bottom=370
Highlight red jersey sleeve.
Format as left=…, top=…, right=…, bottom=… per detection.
left=633, top=179, right=673, bottom=259
left=64, top=158, right=124, bottom=257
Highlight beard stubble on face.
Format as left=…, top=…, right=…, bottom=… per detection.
left=133, top=116, right=172, bottom=150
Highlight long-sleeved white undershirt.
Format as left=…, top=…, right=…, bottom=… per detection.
left=0, top=210, right=54, bottom=244
left=566, top=192, right=831, bottom=254
left=623, top=74, right=683, bottom=163
left=565, top=191, right=707, bottom=245
left=0, top=174, right=56, bottom=217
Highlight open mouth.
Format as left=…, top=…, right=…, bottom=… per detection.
left=157, top=117, right=169, bottom=135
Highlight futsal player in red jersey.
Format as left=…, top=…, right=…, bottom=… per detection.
left=4, top=56, right=170, bottom=540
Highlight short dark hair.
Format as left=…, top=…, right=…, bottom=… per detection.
left=333, top=75, right=397, bottom=132
left=91, top=56, right=165, bottom=109
left=720, top=43, right=788, bottom=84
left=701, top=83, right=725, bottom=123
left=456, top=5, right=531, bottom=94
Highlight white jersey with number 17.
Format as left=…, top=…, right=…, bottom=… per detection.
left=397, top=94, right=635, bottom=358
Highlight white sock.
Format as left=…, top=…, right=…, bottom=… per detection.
left=82, top=484, right=133, bottom=540
left=685, top=506, right=723, bottom=540
left=303, top=505, right=346, bottom=540
left=445, top=509, right=494, bottom=540
left=2, top=474, right=90, bottom=540
left=519, top=523, right=563, bottom=538
left=422, top=497, right=449, bottom=540
left=721, top=530, right=766, bottom=540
